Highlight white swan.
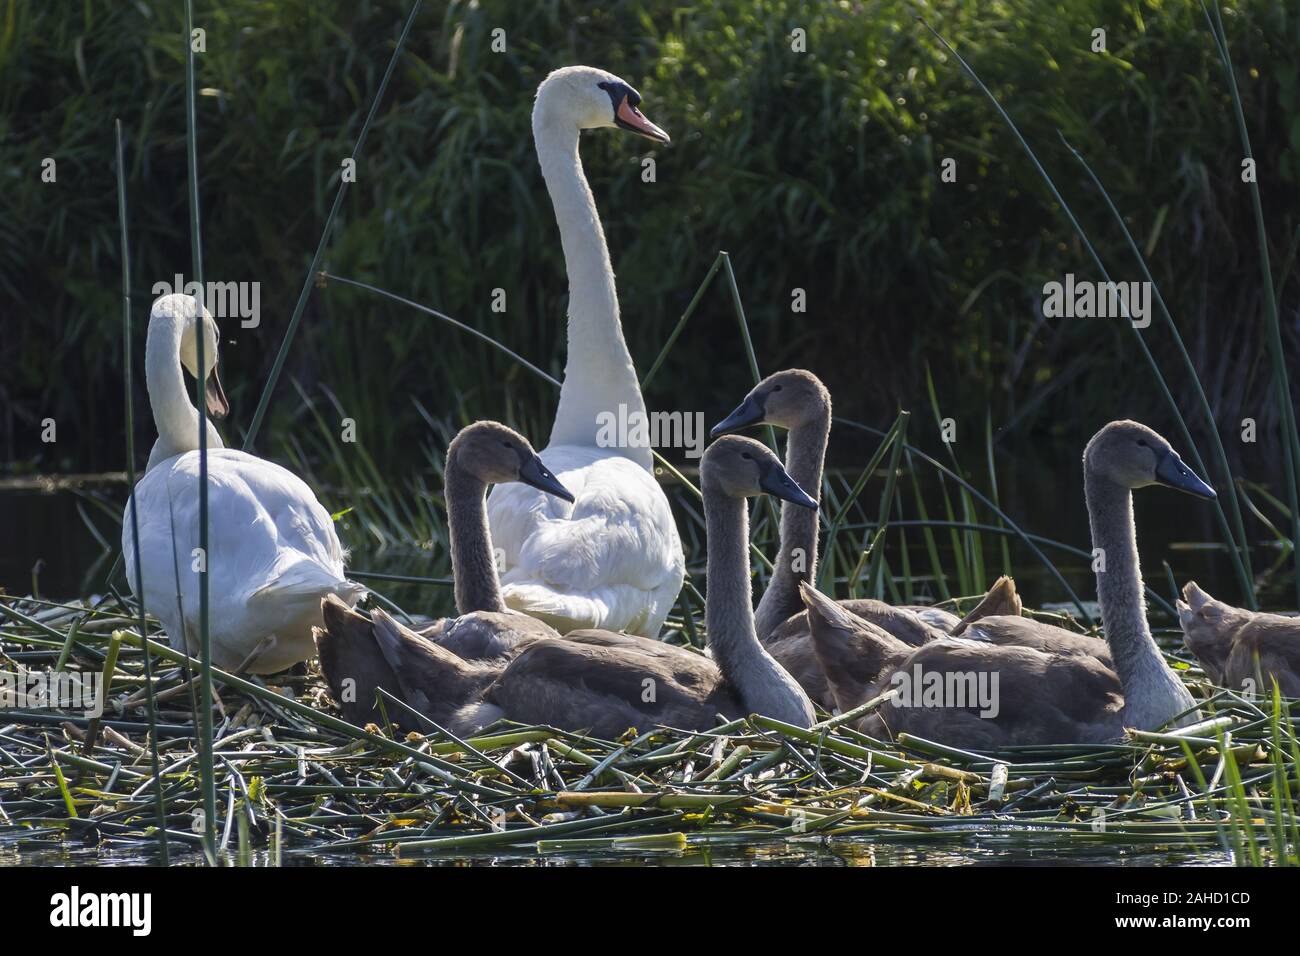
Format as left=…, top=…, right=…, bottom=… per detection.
left=486, top=66, right=685, bottom=637
left=123, top=293, right=363, bottom=674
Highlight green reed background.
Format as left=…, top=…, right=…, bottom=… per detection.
left=4, top=0, right=1298, bottom=473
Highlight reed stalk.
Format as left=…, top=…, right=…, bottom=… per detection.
left=182, top=0, right=216, bottom=862
left=242, top=0, right=424, bottom=452
left=116, top=117, right=170, bottom=864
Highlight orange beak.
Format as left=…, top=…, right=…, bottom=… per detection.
left=205, top=365, right=229, bottom=419
left=616, top=97, right=670, bottom=144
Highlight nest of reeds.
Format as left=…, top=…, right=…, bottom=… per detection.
left=2, top=593, right=1297, bottom=865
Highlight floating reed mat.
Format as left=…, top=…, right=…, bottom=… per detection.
left=1, top=594, right=1297, bottom=862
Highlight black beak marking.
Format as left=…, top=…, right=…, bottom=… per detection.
left=1154, top=450, right=1217, bottom=500
left=711, top=394, right=766, bottom=438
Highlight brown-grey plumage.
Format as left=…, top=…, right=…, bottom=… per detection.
left=314, top=595, right=506, bottom=732
left=801, top=583, right=1128, bottom=747
left=950, top=575, right=1024, bottom=635
left=956, top=613, right=1110, bottom=665
left=319, top=436, right=817, bottom=738
left=416, top=610, right=558, bottom=662
left=711, top=370, right=1036, bottom=707
left=712, top=369, right=832, bottom=640
left=453, top=436, right=820, bottom=737
left=802, top=421, right=1209, bottom=746
left=766, top=581, right=1024, bottom=708
left=1179, top=581, right=1300, bottom=697
left=314, top=421, right=572, bottom=729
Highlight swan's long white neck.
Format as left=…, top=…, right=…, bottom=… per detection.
left=755, top=413, right=830, bottom=640
left=704, top=480, right=815, bottom=727
left=1084, top=467, right=1196, bottom=727
left=533, top=114, right=649, bottom=469
left=144, top=309, right=223, bottom=472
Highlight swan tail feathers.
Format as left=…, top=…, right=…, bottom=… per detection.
left=798, top=581, right=870, bottom=633
left=314, top=599, right=397, bottom=729
left=951, top=575, right=1022, bottom=636
left=799, top=581, right=911, bottom=714
left=498, top=583, right=611, bottom=634
left=369, top=608, right=472, bottom=683
left=251, top=561, right=363, bottom=613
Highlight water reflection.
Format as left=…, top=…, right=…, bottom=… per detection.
left=0, top=832, right=1234, bottom=868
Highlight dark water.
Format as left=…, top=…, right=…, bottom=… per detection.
left=0, top=831, right=1232, bottom=868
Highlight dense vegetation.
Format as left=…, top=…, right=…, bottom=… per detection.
left=3, top=0, right=1296, bottom=470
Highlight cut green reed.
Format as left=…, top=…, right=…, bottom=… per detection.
left=1203, top=0, right=1300, bottom=610
left=918, top=17, right=1257, bottom=610
left=182, top=0, right=216, bottom=862
left=866, top=411, right=909, bottom=597
left=115, top=116, right=169, bottom=864
left=1, top=591, right=1294, bottom=864
left=242, top=0, right=424, bottom=453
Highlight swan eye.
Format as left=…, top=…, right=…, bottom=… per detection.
left=772, top=385, right=783, bottom=392
left=741, top=452, right=753, bottom=460
left=502, top=441, right=514, bottom=449
left=1136, top=439, right=1148, bottom=447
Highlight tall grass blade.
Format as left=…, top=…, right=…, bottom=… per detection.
left=323, top=274, right=558, bottom=386
left=907, top=452, right=951, bottom=601
left=1202, top=0, right=1300, bottom=608
left=836, top=417, right=1089, bottom=617
left=721, top=251, right=780, bottom=528
left=183, top=0, right=216, bottom=862
left=985, top=410, right=1012, bottom=575
left=868, top=412, right=909, bottom=595
left=243, top=0, right=424, bottom=451
left=817, top=412, right=906, bottom=592
left=640, top=252, right=725, bottom=390
left=1056, top=132, right=1260, bottom=609
left=116, top=117, right=169, bottom=864
left=918, top=17, right=1255, bottom=607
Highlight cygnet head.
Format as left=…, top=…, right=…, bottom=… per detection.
left=1177, top=581, right=1249, bottom=685
left=448, top=421, right=574, bottom=502
left=1083, top=420, right=1215, bottom=498
left=702, top=435, right=818, bottom=507
left=711, top=369, right=831, bottom=437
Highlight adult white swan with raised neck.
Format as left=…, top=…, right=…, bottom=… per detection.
left=486, top=66, right=685, bottom=637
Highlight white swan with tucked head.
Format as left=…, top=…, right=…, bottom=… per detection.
left=486, top=66, right=685, bottom=637
left=123, top=293, right=363, bottom=674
